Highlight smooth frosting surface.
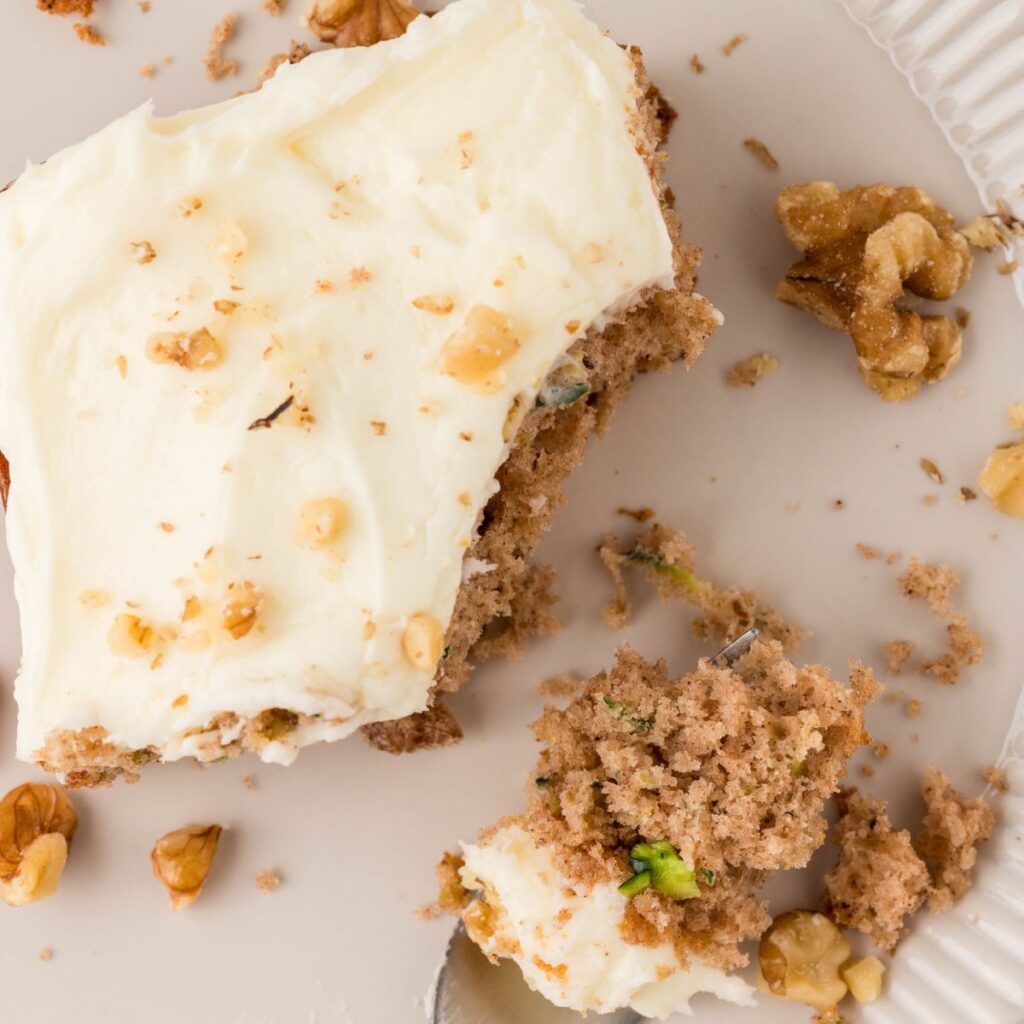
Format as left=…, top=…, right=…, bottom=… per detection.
left=0, top=0, right=674, bottom=764
left=460, top=825, right=755, bottom=1018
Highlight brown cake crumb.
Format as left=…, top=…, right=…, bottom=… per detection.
left=598, top=523, right=805, bottom=652
left=73, top=22, right=105, bottom=45
left=721, top=33, right=747, bottom=56
left=139, top=64, right=156, bottom=79
left=537, top=673, right=580, bottom=698
left=690, top=54, right=705, bottom=74
left=743, top=139, right=779, bottom=171
left=824, top=789, right=931, bottom=952
left=812, top=1008, right=843, bottom=1024
left=955, top=306, right=971, bottom=328
left=37, top=0, right=93, bottom=15
left=258, top=39, right=313, bottom=84
left=905, top=698, right=923, bottom=718
left=982, top=766, right=1008, bottom=793
left=915, top=766, right=994, bottom=912
left=39, top=947, right=53, bottom=962
left=263, top=0, right=284, bottom=13
left=855, top=543, right=880, bottom=561
left=256, top=868, right=281, bottom=893
left=998, top=259, right=1019, bottom=275
left=362, top=701, right=463, bottom=755
left=515, top=641, right=878, bottom=970
left=728, top=352, right=778, bottom=385
left=205, top=14, right=239, bottom=81
left=242, top=774, right=256, bottom=791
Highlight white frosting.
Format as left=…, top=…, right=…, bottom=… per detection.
left=460, top=824, right=755, bottom=1018
left=0, top=0, right=674, bottom=766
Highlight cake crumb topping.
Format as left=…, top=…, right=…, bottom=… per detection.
left=743, top=139, right=778, bottom=171
left=728, top=352, right=778, bottom=386
left=204, top=13, right=239, bottom=82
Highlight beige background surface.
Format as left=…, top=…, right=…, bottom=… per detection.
left=0, top=2, right=1021, bottom=1022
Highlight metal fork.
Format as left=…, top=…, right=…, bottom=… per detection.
left=431, top=629, right=760, bottom=1024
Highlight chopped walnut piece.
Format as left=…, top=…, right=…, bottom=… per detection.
left=434, top=851, right=470, bottom=914
left=841, top=956, right=885, bottom=1004
left=960, top=215, right=1007, bottom=251
left=440, top=304, right=520, bottom=392
left=978, top=440, right=1024, bottom=517
left=204, top=13, right=238, bottom=81
left=919, top=457, right=944, bottom=484
left=743, top=138, right=778, bottom=170
left=728, top=352, right=778, bottom=386
left=412, top=294, right=455, bottom=315
left=759, top=911, right=850, bottom=1010
left=179, top=196, right=203, bottom=218
left=1007, top=403, right=1024, bottom=429
left=256, top=868, right=281, bottom=893
left=130, top=241, right=156, bottom=264
left=0, top=784, right=78, bottom=907
left=73, top=22, right=105, bottom=45
left=79, top=589, right=109, bottom=608
left=221, top=582, right=264, bottom=640
left=776, top=182, right=972, bottom=401
left=401, top=612, right=443, bottom=672
left=211, top=222, right=248, bottom=263
left=108, top=613, right=176, bottom=658
left=37, top=0, right=93, bottom=15
left=617, top=506, right=654, bottom=523
left=296, top=497, right=347, bottom=549
left=915, top=767, right=994, bottom=912
left=305, top=0, right=420, bottom=48
left=150, top=825, right=222, bottom=911
left=997, top=258, right=1019, bottom=275
left=721, top=32, right=747, bottom=55
left=147, top=328, right=224, bottom=371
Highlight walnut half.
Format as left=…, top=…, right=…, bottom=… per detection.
left=151, top=825, right=223, bottom=911
left=0, top=783, right=78, bottom=907
left=306, top=0, right=420, bottom=47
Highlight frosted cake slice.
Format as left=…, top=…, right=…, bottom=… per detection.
left=0, top=0, right=718, bottom=784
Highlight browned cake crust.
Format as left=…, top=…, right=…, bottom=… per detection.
left=13, top=51, right=719, bottom=784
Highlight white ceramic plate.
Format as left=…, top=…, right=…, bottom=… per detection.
left=0, top=2, right=1022, bottom=1022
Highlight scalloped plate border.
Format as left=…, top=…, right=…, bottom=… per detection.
left=838, top=2, right=1024, bottom=1021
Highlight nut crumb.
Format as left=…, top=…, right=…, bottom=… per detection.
left=115, top=355, right=128, bottom=379
left=998, top=258, right=1019, bottom=275
left=1007, top=403, right=1024, bottom=429
left=721, top=33, right=747, bottom=56
left=742, top=138, right=778, bottom=170
left=130, top=241, right=156, bottom=264
left=204, top=13, right=238, bottom=81
left=979, top=440, right=1024, bottom=517
left=139, top=64, right=156, bottom=79
left=179, top=196, right=203, bottom=218
left=957, top=486, right=978, bottom=504
left=306, top=0, right=420, bottom=47
left=921, top=494, right=939, bottom=506
left=919, top=457, right=945, bottom=484
left=412, top=294, right=455, bottom=315
left=728, top=352, right=778, bottom=386
left=617, top=506, right=654, bottom=523
left=147, top=328, right=224, bottom=372
left=37, top=0, right=93, bottom=15
left=263, top=0, right=284, bottom=12
left=157, top=522, right=175, bottom=533
left=690, top=54, right=705, bottom=74
left=370, top=420, right=387, bottom=436
left=955, top=306, right=971, bottom=329
left=256, top=868, right=281, bottom=893
left=38, top=947, right=53, bottom=962
left=73, top=22, right=105, bottom=45
left=832, top=499, right=845, bottom=511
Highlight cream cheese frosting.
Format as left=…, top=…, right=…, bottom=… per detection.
left=0, top=0, right=674, bottom=767
left=460, top=825, right=755, bottom=1018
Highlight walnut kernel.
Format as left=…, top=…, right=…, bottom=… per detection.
left=147, top=328, right=224, bottom=371
left=440, top=304, right=520, bottom=392
left=296, top=497, right=348, bottom=549
left=221, top=582, right=265, bottom=640
left=150, top=825, right=222, bottom=911
left=401, top=612, right=443, bottom=672
left=759, top=910, right=850, bottom=1009
left=978, top=441, right=1024, bottom=518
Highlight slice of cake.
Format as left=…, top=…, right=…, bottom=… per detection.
left=0, top=0, right=717, bottom=784
left=446, top=642, right=878, bottom=1018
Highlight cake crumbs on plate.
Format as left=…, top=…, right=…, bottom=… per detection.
left=721, top=32, right=747, bottom=56
left=832, top=499, right=845, bottom=511
left=256, top=868, right=281, bottom=893
left=919, top=457, right=945, bottom=484
left=905, top=698, right=923, bottom=718
left=824, top=788, right=931, bottom=952
left=955, top=306, right=971, bottom=329
left=728, top=352, right=778, bottom=386
left=73, top=22, right=105, bottom=45
left=998, top=258, right=1019, bottom=275
left=139, top=64, right=156, bottom=78
left=915, top=766, right=995, bottom=912
left=957, top=486, right=978, bottom=504
left=242, top=774, right=256, bottom=790
left=263, top=0, right=285, bottom=13
left=742, top=139, right=778, bottom=170
left=982, top=765, right=1008, bottom=793
left=689, top=54, right=705, bottom=74
left=362, top=702, right=463, bottom=755
left=855, top=543, right=880, bottom=561
left=516, top=641, right=878, bottom=971
left=921, top=494, right=939, bottom=507
left=872, top=741, right=892, bottom=760
left=598, top=522, right=805, bottom=652
left=205, top=13, right=239, bottom=81
left=1007, top=402, right=1024, bottom=429
left=38, top=947, right=53, bottom=962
